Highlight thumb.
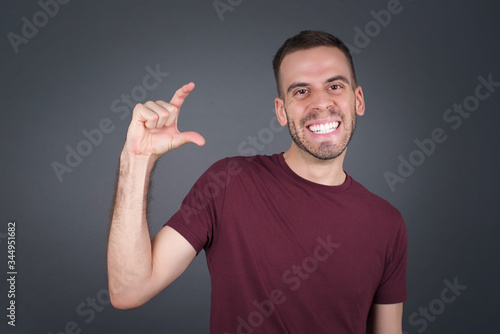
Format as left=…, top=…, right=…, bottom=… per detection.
left=175, top=131, right=206, bottom=148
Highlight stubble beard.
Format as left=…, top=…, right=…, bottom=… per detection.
left=285, top=105, right=357, bottom=161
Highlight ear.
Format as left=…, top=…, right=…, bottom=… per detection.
left=275, top=97, right=288, bottom=126
left=355, top=85, right=365, bottom=116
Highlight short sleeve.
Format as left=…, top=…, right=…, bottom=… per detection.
left=164, top=158, right=229, bottom=254
left=373, top=215, right=408, bottom=304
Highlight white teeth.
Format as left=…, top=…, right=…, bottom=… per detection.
left=308, top=121, right=339, bottom=134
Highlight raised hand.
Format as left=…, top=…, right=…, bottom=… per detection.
left=124, top=82, right=205, bottom=156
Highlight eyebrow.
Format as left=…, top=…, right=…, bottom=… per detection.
left=326, top=75, right=350, bottom=85
left=286, top=75, right=351, bottom=95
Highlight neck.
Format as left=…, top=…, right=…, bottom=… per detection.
left=283, top=144, right=347, bottom=186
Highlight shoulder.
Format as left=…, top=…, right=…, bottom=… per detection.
left=347, top=177, right=407, bottom=249
left=196, top=154, right=280, bottom=190
left=206, top=154, right=280, bottom=175
left=348, top=175, right=404, bottom=223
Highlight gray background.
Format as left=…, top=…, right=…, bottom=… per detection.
left=1, top=0, right=499, bottom=333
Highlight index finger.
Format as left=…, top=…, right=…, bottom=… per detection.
left=170, top=82, right=195, bottom=108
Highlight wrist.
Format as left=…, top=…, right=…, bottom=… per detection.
left=119, top=148, right=159, bottom=176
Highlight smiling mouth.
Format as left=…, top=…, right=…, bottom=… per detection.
left=307, top=121, right=340, bottom=134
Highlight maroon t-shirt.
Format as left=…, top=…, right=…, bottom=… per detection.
left=166, top=154, right=407, bottom=333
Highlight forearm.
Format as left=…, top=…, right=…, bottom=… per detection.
left=366, top=303, right=403, bottom=334
left=107, top=149, right=158, bottom=308
left=107, top=84, right=203, bottom=308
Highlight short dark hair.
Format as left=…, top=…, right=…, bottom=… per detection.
left=272, top=30, right=357, bottom=98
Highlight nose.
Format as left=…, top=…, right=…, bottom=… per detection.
left=310, top=91, right=333, bottom=111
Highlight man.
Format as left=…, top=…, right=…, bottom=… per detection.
left=107, top=30, right=407, bottom=333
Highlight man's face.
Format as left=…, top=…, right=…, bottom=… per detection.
left=275, top=46, right=365, bottom=160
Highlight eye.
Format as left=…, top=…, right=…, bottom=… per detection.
left=329, top=84, right=341, bottom=90
left=295, top=89, right=308, bottom=95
